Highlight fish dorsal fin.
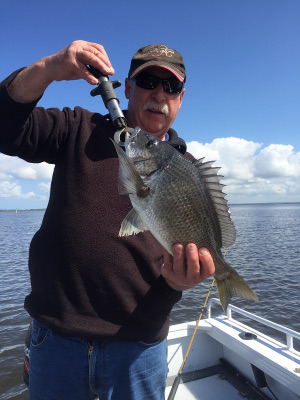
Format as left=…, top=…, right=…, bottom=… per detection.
left=119, top=208, right=149, bottom=237
left=193, top=158, right=236, bottom=248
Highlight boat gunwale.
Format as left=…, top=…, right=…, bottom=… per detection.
left=207, top=298, right=300, bottom=352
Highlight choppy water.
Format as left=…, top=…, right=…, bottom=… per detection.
left=0, top=203, right=300, bottom=399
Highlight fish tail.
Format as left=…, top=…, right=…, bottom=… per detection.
left=215, top=262, right=258, bottom=311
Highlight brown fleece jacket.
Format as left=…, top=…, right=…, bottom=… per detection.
left=0, top=70, right=194, bottom=341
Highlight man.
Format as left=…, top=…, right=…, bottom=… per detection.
left=0, top=41, right=215, bottom=399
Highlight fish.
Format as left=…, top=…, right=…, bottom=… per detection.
left=112, top=127, right=258, bottom=311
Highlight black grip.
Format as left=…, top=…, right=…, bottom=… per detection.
left=87, top=65, right=103, bottom=80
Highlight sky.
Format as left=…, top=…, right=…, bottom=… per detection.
left=0, top=0, right=299, bottom=208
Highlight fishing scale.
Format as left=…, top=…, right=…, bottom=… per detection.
left=88, top=65, right=127, bottom=130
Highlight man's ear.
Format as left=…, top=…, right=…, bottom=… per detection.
left=125, top=78, right=132, bottom=99
left=178, top=88, right=185, bottom=108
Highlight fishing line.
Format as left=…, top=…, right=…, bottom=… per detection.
left=167, top=277, right=215, bottom=400
left=180, top=278, right=215, bottom=374
left=167, top=247, right=229, bottom=400
left=178, top=248, right=229, bottom=374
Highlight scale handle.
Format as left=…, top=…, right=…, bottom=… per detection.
left=88, top=66, right=127, bottom=129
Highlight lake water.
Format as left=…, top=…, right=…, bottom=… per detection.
left=0, top=203, right=300, bottom=399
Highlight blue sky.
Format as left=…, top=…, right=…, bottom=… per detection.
left=0, top=0, right=299, bottom=208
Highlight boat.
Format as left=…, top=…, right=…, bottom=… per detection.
left=165, top=298, right=300, bottom=400
left=22, top=297, right=300, bottom=399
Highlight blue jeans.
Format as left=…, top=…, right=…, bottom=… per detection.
left=29, top=320, right=168, bottom=400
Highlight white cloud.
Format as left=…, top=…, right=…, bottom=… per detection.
left=38, top=182, right=51, bottom=193
left=0, top=155, right=53, bottom=203
left=187, top=137, right=261, bottom=180
left=253, top=144, right=300, bottom=178
left=1, top=138, right=299, bottom=205
left=0, top=154, right=54, bottom=180
left=187, top=137, right=300, bottom=203
left=0, top=181, right=22, bottom=198
left=0, top=180, right=48, bottom=201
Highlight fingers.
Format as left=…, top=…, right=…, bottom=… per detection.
left=77, top=41, right=115, bottom=83
left=46, top=40, right=115, bottom=84
left=161, top=245, right=184, bottom=290
left=197, top=247, right=215, bottom=280
left=161, top=244, right=215, bottom=291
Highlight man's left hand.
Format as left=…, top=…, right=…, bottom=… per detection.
left=161, top=243, right=215, bottom=291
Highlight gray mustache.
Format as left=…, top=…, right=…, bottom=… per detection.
left=143, top=100, right=169, bottom=116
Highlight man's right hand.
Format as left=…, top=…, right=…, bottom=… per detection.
left=44, top=40, right=115, bottom=84
left=8, top=40, right=115, bottom=103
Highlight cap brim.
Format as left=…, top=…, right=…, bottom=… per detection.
left=130, top=61, right=184, bottom=82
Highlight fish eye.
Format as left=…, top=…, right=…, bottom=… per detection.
left=145, top=139, right=157, bottom=148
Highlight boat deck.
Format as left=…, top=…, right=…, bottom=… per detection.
left=165, top=360, right=272, bottom=400
left=166, top=299, right=300, bottom=400
left=166, top=374, right=248, bottom=400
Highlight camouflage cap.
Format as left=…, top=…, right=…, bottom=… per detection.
left=128, top=44, right=186, bottom=82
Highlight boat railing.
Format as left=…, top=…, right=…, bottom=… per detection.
left=206, top=298, right=300, bottom=352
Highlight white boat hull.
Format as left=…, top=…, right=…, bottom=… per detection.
left=166, top=299, right=300, bottom=400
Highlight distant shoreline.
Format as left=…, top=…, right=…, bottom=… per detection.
left=1, top=202, right=299, bottom=212
left=0, top=209, right=46, bottom=212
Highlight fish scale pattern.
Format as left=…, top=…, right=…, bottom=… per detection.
left=139, top=152, right=224, bottom=256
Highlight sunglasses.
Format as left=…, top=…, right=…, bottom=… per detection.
left=132, top=73, right=184, bottom=94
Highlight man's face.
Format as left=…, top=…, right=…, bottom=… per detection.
left=125, top=67, right=185, bottom=140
